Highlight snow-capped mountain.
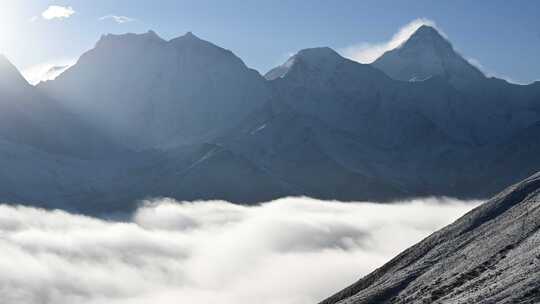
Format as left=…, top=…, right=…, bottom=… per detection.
left=372, top=25, right=485, bottom=88
left=265, top=47, right=348, bottom=81
left=319, top=171, right=540, bottom=304
left=0, top=28, right=538, bottom=213
left=235, top=37, right=540, bottom=202
left=39, top=31, right=271, bottom=150
left=370, top=25, right=540, bottom=145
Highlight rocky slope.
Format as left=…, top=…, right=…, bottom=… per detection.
left=319, top=172, right=540, bottom=304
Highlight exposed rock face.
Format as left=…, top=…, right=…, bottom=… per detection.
left=319, top=172, right=540, bottom=304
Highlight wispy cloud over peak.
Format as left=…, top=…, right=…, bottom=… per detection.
left=99, top=15, right=136, bottom=24
left=41, top=5, right=76, bottom=20
left=340, top=18, right=443, bottom=64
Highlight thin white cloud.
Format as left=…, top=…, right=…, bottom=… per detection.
left=29, top=16, right=38, bottom=23
left=99, top=15, right=136, bottom=24
left=22, top=59, right=76, bottom=85
left=0, top=197, right=480, bottom=304
left=341, top=18, right=444, bottom=64
left=42, top=5, right=75, bottom=20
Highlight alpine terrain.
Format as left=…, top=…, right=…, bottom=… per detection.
left=319, top=171, right=540, bottom=304
left=0, top=25, right=538, bottom=214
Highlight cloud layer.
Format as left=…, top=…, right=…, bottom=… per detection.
left=41, top=6, right=75, bottom=20
left=0, top=197, right=479, bottom=304
left=341, top=18, right=443, bottom=63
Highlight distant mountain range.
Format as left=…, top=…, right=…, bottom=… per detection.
left=1, top=25, right=539, bottom=214
left=319, top=171, right=540, bottom=304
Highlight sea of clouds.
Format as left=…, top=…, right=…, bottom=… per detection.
left=0, top=197, right=480, bottom=304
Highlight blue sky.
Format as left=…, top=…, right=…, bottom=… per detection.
left=1, top=0, right=539, bottom=84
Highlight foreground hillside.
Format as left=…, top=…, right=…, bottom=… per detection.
left=320, top=172, right=540, bottom=304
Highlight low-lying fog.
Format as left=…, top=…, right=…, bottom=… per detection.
left=0, top=197, right=480, bottom=304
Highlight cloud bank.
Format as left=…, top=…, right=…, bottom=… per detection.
left=341, top=18, right=443, bottom=63
left=41, top=6, right=75, bottom=20
left=99, top=15, right=136, bottom=24
left=0, top=197, right=480, bottom=304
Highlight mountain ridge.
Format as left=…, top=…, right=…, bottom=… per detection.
left=39, top=30, right=270, bottom=150
left=0, top=28, right=538, bottom=213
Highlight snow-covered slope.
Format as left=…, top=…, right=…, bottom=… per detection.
left=39, top=31, right=271, bottom=150
left=319, top=172, right=540, bottom=304
left=372, top=25, right=485, bottom=88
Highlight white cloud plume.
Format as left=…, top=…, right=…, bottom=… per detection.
left=41, top=5, right=75, bottom=20
left=341, top=18, right=444, bottom=64
left=22, top=59, right=76, bottom=85
left=99, top=15, right=136, bottom=24
left=0, top=197, right=480, bottom=304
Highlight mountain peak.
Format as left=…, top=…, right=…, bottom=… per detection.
left=184, top=31, right=197, bottom=38
left=265, top=47, right=344, bottom=80
left=39, top=29, right=266, bottom=150
left=400, top=25, right=452, bottom=52
left=144, top=30, right=163, bottom=41
left=373, top=25, right=484, bottom=87
left=96, top=30, right=165, bottom=48
left=413, top=25, right=444, bottom=38
left=169, top=31, right=205, bottom=45
left=167, top=31, right=244, bottom=65
left=295, top=47, right=343, bottom=67
left=296, top=47, right=341, bottom=59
